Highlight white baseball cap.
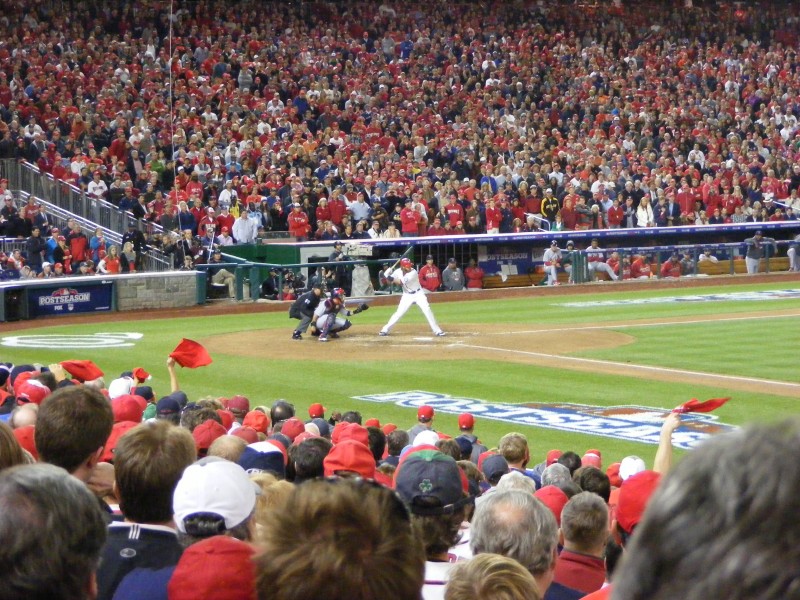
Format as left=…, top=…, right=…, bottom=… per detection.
left=413, top=430, right=439, bottom=448
left=107, top=376, right=134, bottom=400
left=619, top=456, right=647, bottom=481
left=173, top=460, right=256, bottom=532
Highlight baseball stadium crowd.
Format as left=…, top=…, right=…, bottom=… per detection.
left=1, top=357, right=798, bottom=600
left=1, top=1, right=800, bottom=598
left=2, top=0, right=800, bottom=281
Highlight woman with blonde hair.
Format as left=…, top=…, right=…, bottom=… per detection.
left=120, top=242, right=137, bottom=273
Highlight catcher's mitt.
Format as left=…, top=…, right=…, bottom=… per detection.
left=352, top=303, right=370, bottom=314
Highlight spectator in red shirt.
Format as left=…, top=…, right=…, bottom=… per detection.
left=427, top=217, right=447, bottom=236
left=485, top=199, right=502, bottom=234
left=553, top=492, right=609, bottom=595
left=606, top=198, right=624, bottom=229
left=400, top=199, right=420, bottom=237
left=287, top=203, right=311, bottom=240
left=418, top=255, right=442, bottom=292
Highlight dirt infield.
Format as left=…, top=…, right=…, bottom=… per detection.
left=202, top=306, right=800, bottom=399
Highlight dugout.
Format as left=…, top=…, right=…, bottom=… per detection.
left=223, top=220, right=800, bottom=293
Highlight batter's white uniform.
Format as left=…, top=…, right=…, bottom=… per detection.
left=380, top=267, right=444, bottom=335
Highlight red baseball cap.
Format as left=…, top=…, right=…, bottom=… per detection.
left=616, top=470, right=661, bottom=534
left=534, top=485, right=569, bottom=526
left=323, top=440, right=376, bottom=479
left=111, top=395, right=144, bottom=424
left=582, top=450, right=602, bottom=469
left=364, top=418, right=380, bottom=428
left=280, top=417, right=305, bottom=442
left=458, top=413, right=475, bottom=430
left=231, top=426, right=259, bottom=445
left=546, top=449, right=563, bottom=466
left=417, top=406, right=434, bottom=421
left=308, top=403, right=326, bottom=418
left=192, top=419, right=227, bottom=453
left=226, top=395, right=250, bottom=412
left=242, top=410, right=269, bottom=434
left=216, top=409, right=234, bottom=431
left=101, top=421, right=138, bottom=462
left=168, top=536, right=256, bottom=600
left=14, top=381, right=50, bottom=406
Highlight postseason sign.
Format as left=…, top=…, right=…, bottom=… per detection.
left=29, top=284, right=112, bottom=317
left=353, top=390, right=736, bottom=450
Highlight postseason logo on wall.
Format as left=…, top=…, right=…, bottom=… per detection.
left=352, top=391, right=736, bottom=450
left=29, top=284, right=113, bottom=316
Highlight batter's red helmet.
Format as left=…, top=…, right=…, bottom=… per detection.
left=400, top=257, right=412, bottom=268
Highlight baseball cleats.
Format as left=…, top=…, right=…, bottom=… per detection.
left=329, top=332, right=339, bottom=339
left=378, top=331, right=389, bottom=336
left=319, top=336, right=328, bottom=342
left=435, top=331, right=447, bottom=337
left=292, top=332, right=302, bottom=340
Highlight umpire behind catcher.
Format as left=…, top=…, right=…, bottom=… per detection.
left=290, top=283, right=324, bottom=340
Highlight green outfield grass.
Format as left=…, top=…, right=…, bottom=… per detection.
left=3, top=280, right=800, bottom=469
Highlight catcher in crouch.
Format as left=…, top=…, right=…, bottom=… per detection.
left=312, top=288, right=369, bottom=342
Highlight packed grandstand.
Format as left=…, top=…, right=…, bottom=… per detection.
left=1, top=0, right=799, bottom=251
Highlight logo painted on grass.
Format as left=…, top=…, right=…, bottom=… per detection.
left=561, top=289, right=800, bottom=307
left=352, top=391, right=736, bottom=450
left=1, top=333, right=143, bottom=349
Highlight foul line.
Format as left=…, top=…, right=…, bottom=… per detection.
left=456, top=342, right=800, bottom=390
left=500, top=311, right=800, bottom=335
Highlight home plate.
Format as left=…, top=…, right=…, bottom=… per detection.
left=412, top=337, right=435, bottom=342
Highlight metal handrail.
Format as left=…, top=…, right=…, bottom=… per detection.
left=1, top=160, right=171, bottom=272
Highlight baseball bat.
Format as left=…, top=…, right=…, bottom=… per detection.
left=386, top=247, right=414, bottom=272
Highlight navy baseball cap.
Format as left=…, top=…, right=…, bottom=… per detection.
left=395, top=449, right=473, bottom=515
left=481, top=454, right=510, bottom=484
left=237, top=446, right=285, bottom=477
left=156, top=396, right=180, bottom=417
left=311, top=417, right=330, bottom=438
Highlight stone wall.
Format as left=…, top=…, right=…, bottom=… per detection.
left=116, top=272, right=199, bottom=311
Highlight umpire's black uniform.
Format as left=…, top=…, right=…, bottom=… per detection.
left=290, top=285, right=323, bottom=339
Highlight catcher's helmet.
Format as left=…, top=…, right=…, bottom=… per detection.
left=400, top=257, right=413, bottom=268
left=331, top=287, right=345, bottom=298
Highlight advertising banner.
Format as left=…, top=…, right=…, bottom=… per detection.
left=28, top=283, right=113, bottom=317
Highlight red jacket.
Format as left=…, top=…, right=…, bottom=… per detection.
left=287, top=210, right=310, bottom=239
left=69, top=234, right=88, bottom=262
left=328, top=198, right=347, bottom=226
left=485, top=206, right=502, bottom=230
left=400, top=207, right=420, bottom=234
left=418, top=264, right=442, bottom=292
left=607, top=205, right=624, bottom=227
